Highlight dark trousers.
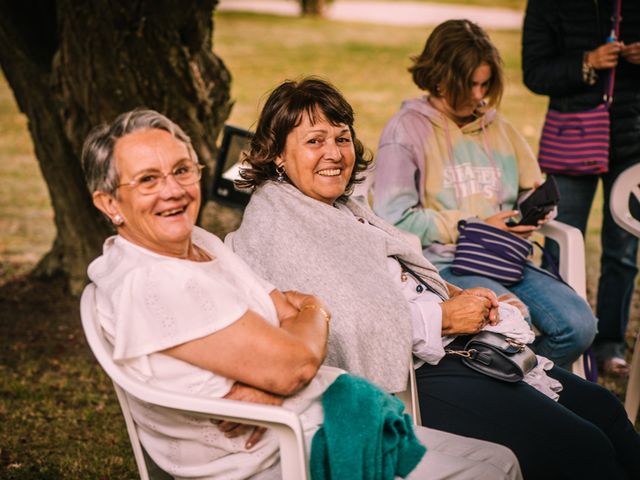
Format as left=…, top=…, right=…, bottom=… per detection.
left=546, top=162, right=639, bottom=361
left=416, top=355, right=640, bottom=479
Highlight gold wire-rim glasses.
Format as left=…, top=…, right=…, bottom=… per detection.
left=117, top=162, right=205, bottom=195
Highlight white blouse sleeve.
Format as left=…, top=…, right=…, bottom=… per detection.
left=408, top=299, right=446, bottom=365
left=385, top=257, right=447, bottom=365
left=110, top=261, right=248, bottom=361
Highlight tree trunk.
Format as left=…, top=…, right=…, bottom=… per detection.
left=0, top=0, right=231, bottom=294
left=301, top=0, right=327, bottom=16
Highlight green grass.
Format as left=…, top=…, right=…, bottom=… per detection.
left=215, top=12, right=545, bottom=151
left=0, top=75, right=53, bottom=276
left=0, top=276, right=138, bottom=479
left=0, top=8, right=637, bottom=479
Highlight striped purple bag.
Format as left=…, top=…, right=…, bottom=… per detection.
left=452, top=219, right=532, bottom=286
left=537, top=0, right=619, bottom=176
left=537, top=104, right=610, bottom=175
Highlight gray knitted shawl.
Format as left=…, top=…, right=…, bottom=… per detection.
left=226, top=181, right=448, bottom=393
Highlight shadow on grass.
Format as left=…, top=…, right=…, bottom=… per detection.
left=0, top=274, right=137, bottom=479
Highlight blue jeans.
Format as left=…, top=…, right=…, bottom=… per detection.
left=440, top=264, right=597, bottom=369
left=546, top=165, right=639, bottom=362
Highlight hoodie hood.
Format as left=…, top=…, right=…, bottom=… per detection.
left=400, top=96, right=498, bottom=134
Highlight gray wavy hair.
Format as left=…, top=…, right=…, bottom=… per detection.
left=81, top=109, right=197, bottom=196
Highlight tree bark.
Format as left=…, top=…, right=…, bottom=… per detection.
left=0, top=0, right=231, bottom=294
left=301, top=0, right=327, bottom=16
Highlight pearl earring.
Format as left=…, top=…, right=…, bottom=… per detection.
left=113, top=214, right=124, bottom=226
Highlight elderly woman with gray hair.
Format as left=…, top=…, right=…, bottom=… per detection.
left=81, top=108, right=521, bottom=480
left=227, top=77, right=640, bottom=480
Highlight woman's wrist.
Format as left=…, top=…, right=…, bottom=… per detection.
left=582, top=52, right=598, bottom=85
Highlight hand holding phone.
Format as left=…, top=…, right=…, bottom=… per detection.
left=511, top=177, right=560, bottom=227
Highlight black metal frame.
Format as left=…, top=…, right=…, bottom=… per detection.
left=210, top=125, right=253, bottom=208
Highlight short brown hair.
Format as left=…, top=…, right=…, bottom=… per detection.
left=236, top=77, right=372, bottom=201
left=409, top=19, right=504, bottom=112
left=82, top=109, right=196, bottom=196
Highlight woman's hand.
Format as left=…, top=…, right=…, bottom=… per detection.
left=440, top=293, right=493, bottom=335
left=484, top=210, right=538, bottom=238
left=484, top=210, right=517, bottom=230
left=587, top=42, right=623, bottom=69
left=458, top=287, right=500, bottom=326
left=271, top=290, right=329, bottom=323
left=220, top=382, right=284, bottom=449
left=621, top=42, right=640, bottom=65
left=537, top=206, right=557, bottom=227
left=270, top=289, right=300, bottom=322
left=283, top=290, right=323, bottom=311
left=448, top=285, right=500, bottom=324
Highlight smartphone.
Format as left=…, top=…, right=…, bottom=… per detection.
left=509, top=177, right=560, bottom=227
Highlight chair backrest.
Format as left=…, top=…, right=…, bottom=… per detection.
left=210, top=125, right=253, bottom=208
left=609, top=164, right=640, bottom=424
left=610, top=163, right=640, bottom=238
left=81, top=284, right=155, bottom=479
left=80, top=283, right=311, bottom=480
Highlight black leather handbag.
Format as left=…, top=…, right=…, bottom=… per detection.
left=448, top=331, right=538, bottom=382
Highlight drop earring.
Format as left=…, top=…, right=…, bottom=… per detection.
left=275, top=163, right=286, bottom=183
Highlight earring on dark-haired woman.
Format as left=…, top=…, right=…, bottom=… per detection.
left=276, top=163, right=286, bottom=182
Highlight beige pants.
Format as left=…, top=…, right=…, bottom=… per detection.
left=249, top=425, right=522, bottom=480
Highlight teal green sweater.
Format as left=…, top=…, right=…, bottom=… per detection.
left=310, top=374, right=426, bottom=480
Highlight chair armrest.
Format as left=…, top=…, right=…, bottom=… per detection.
left=81, top=284, right=313, bottom=480
left=123, top=383, right=309, bottom=480
left=123, top=368, right=342, bottom=479
left=539, top=220, right=587, bottom=300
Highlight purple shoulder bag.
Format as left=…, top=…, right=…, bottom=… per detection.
left=537, top=0, right=620, bottom=176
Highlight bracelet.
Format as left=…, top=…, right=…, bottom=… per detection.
left=300, top=303, right=331, bottom=323
left=582, top=52, right=598, bottom=86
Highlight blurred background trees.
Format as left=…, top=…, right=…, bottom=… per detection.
left=301, top=0, right=330, bottom=16
left=0, top=0, right=231, bottom=293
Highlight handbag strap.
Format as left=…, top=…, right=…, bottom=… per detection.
left=395, top=256, right=447, bottom=301
left=480, top=119, right=505, bottom=210
left=604, top=0, right=622, bottom=106
left=442, top=116, right=464, bottom=205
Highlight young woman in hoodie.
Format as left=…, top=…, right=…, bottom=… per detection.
left=373, top=19, right=596, bottom=370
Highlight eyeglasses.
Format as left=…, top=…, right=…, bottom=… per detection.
left=117, top=162, right=205, bottom=195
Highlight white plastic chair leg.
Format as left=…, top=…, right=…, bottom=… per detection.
left=395, top=367, right=422, bottom=426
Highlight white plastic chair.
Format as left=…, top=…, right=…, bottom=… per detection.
left=81, top=283, right=422, bottom=478
left=81, top=283, right=319, bottom=480
left=609, top=163, right=640, bottom=424
left=539, top=220, right=589, bottom=378
left=396, top=362, right=422, bottom=426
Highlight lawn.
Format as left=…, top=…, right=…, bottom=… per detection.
left=0, top=7, right=636, bottom=479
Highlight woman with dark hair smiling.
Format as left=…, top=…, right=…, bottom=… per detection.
left=228, top=76, right=640, bottom=480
